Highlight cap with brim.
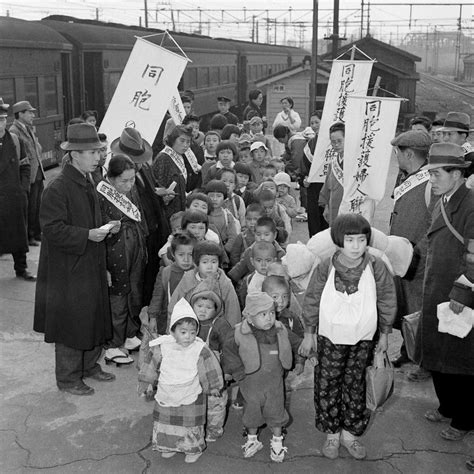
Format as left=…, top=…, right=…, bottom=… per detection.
left=274, top=172, right=291, bottom=188
left=440, top=112, right=472, bottom=133
left=110, top=127, right=152, bottom=164
left=242, top=292, right=275, bottom=319
left=12, top=101, right=36, bottom=114
left=421, top=142, right=470, bottom=171
left=60, top=123, right=103, bottom=151
left=390, top=129, right=432, bottom=150
left=250, top=141, right=268, bottom=152
left=217, top=96, right=231, bottom=102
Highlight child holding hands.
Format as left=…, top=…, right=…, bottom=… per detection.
left=300, top=214, right=396, bottom=460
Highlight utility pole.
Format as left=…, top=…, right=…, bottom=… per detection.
left=332, top=0, right=339, bottom=58
left=366, top=1, right=370, bottom=36
left=309, top=0, right=319, bottom=114
left=95, top=8, right=99, bottom=20
left=266, top=11, right=270, bottom=44
left=252, top=15, right=255, bottom=42
left=283, top=19, right=287, bottom=44
left=454, top=4, right=463, bottom=80
left=360, top=0, right=364, bottom=38
left=144, top=0, right=148, bottom=28
left=198, top=7, right=202, bottom=34
left=274, top=20, right=277, bottom=44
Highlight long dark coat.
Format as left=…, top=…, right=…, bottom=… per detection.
left=421, top=184, right=474, bottom=375
left=389, top=169, right=438, bottom=320
left=33, top=162, right=112, bottom=350
left=0, top=131, right=29, bottom=254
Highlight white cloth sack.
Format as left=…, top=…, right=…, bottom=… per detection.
left=437, top=302, right=474, bottom=339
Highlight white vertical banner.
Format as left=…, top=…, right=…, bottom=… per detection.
left=308, top=60, right=374, bottom=183
left=339, top=96, right=403, bottom=223
left=99, top=37, right=189, bottom=144
left=168, top=88, right=186, bottom=125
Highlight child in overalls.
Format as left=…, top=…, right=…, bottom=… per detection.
left=300, top=214, right=396, bottom=460
left=223, top=292, right=301, bottom=462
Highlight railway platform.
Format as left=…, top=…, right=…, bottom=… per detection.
left=1, top=163, right=473, bottom=473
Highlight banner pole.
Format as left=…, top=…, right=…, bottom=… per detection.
left=372, top=76, right=382, bottom=96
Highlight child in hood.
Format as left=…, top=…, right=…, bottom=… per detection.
left=138, top=298, right=223, bottom=463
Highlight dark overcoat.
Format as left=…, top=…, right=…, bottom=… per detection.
left=421, top=184, right=474, bottom=375
left=389, top=171, right=438, bottom=319
left=0, top=131, right=29, bottom=254
left=33, top=162, right=112, bottom=350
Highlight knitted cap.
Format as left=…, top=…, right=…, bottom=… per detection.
left=169, top=298, right=199, bottom=329
left=190, top=277, right=223, bottom=315
left=242, top=292, right=275, bottom=318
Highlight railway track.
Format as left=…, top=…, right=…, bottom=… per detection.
left=420, top=73, right=474, bottom=100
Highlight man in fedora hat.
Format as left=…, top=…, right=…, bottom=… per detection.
left=441, top=111, right=474, bottom=170
left=110, top=127, right=170, bottom=305
left=34, top=123, right=121, bottom=396
left=389, top=130, right=436, bottom=372
left=10, top=101, right=45, bottom=247
left=0, top=98, right=35, bottom=281
left=419, top=142, right=474, bottom=441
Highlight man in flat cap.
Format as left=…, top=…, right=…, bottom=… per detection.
left=389, top=130, right=436, bottom=373
left=10, top=101, right=44, bottom=247
left=420, top=143, right=474, bottom=441
left=216, top=96, right=239, bottom=125
left=0, top=98, right=35, bottom=281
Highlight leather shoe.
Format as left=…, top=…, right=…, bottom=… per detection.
left=16, top=271, right=37, bottom=282
left=28, top=238, right=39, bottom=247
left=59, top=384, right=95, bottom=396
left=391, top=354, right=410, bottom=368
left=85, top=370, right=116, bottom=382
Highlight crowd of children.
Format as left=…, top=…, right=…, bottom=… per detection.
left=132, top=106, right=395, bottom=465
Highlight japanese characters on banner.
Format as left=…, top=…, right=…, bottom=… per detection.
left=338, top=96, right=403, bottom=222
left=99, top=37, right=189, bottom=145
left=308, top=60, right=374, bottom=183
left=168, top=88, right=187, bottom=125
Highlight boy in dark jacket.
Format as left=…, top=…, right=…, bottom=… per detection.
left=223, top=292, right=300, bottom=463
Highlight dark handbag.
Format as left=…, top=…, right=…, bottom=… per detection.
left=402, top=311, right=422, bottom=364
left=366, top=352, right=394, bottom=411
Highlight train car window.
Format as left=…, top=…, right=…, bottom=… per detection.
left=0, top=78, right=15, bottom=106
left=210, top=67, right=219, bottom=86
left=24, top=77, right=39, bottom=115
left=104, top=72, right=122, bottom=107
left=220, top=66, right=229, bottom=85
left=198, top=68, right=209, bottom=88
left=44, top=76, right=59, bottom=116
left=316, top=83, right=328, bottom=96
left=230, top=66, right=236, bottom=83
left=184, top=68, right=197, bottom=89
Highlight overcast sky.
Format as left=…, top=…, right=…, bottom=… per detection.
left=2, top=0, right=471, bottom=47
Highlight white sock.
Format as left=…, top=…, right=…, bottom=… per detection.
left=272, top=435, right=283, bottom=443
left=341, top=430, right=356, bottom=441
left=248, top=434, right=258, bottom=442
left=327, top=432, right=340, bottom=441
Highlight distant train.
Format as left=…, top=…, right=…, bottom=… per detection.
left=0, top=15, right=308, bottom=167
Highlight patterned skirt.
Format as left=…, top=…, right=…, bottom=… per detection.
left=152, top=393, right=206, bottom=454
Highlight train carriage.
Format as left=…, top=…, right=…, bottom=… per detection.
left=0, top=16, right=72, bottom=167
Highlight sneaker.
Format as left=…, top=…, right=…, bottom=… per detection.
left=340, top=438, right=367, bottom=460
left=205, top=432, right=222, bottom=442
left=184, top=452, right=202, bottom=463
left=161, top=451, right=176, bottom=458
left=124, top=336, right=141, bottom=351
left=270, top=436, right=287, bottom=463
left=104, top=348, right=134, bottom=366
left=322, top=438, right=340, bottom=459
left=242, top=437, right=263, bottom=458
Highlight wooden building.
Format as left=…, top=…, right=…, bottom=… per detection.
left=256, top=59, right=331, bottom=133
left=322, top=36, right=421, bottom=115
left=463, top=54, right=474, bottom=82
